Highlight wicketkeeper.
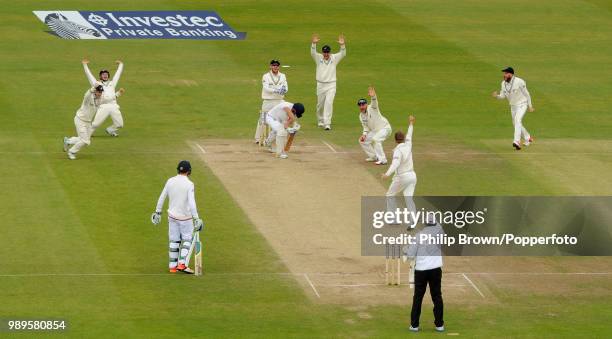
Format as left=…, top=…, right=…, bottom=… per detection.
left=358, top=86, right=392, bottom=165
left=255, top=59, right=288, bottom=144
left=264, top=101, right=305, bottom=159
left=151, top=160, right=204, bottom=274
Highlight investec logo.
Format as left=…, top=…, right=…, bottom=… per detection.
left=33, top=10, right=245, bottom=40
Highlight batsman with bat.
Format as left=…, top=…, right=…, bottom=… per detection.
left=264, top=101, right=305, bottom=159
left=151, top=160, right=204, bottom=274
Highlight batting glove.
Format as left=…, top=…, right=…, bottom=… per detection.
left=151, top=212, right=161, bottom=225
left=194, top=218, right=204, bottom=232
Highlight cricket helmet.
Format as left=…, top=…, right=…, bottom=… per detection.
left=322, top=45, right=331, bottom=53
left=177, top=160, right=192, bottom=174
left=292, top=103, right=305, bottom=118
left=94, top=85, right=104, bottom=92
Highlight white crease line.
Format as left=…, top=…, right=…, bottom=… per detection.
left=195, top=143, right=207, bottom=154
left=318, top=283, right=467, bottom=288
left=304, top=273, right=321, bottom=298
left=321, top=140, right=338, bottom=153
left=462, top=273, right=485, bottom=298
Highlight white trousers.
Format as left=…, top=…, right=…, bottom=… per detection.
left=511, top=104, right=530, bottom=144
left=92, top=103, right=123, bottom=134
left=386, top=172, right=417, bottom=225
left=168, top=217, right=194, bottom=267
left=265, top=114, right=288, bottom=156
left=255, top=99, right=281, bottom=141
left=360, top=127, right=391, bottom=162
left=316, top=82, right=336, bottom=126
left=67, top=116, right=92, bottom=154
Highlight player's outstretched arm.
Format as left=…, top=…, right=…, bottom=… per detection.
left=406, top=115, right=415, bottom=142
left=335, top=33, right=346, bottom=61
left=311, top=34, right=320, bottom=61
left=113, top=60, right=124, bottom=86
left=368, top=86, right=379, bottom=110
left=82, top=58, right=97, bottom=86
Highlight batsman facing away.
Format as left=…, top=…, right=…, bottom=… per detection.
left=151, top=160, right=204, bottom=274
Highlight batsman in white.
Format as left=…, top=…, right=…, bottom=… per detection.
left=358, top=86, right=392, bottom=165
left=492, top=66, right=535, bottom=150
left=82, top=58, right=125, bottom=137
left=264, top=101, right=305, bottom=159
left=382, top=116, right=417, bottom=224
left=62, top=85, right=124, bottom=160
left=255, top=59, right=288, bottom=144
left=151, top=160, right=204, bottom=274
left=311, top=33, right=346, bottom=130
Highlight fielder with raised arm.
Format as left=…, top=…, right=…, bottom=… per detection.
left=358, top=86, right=392, bottom=165
left=264, top=101, right=305, bottom=159
left=255, top=59, right=288, bottom=144
left=311, top=33, right=346, bottom=130
left=382, top=116, right=417, bottom=222
left=492, top=67, right=534, bottom=150
left=63, top=85, right=121, bottom=160
left=82, top=58, right=125, bottom=137
left=151, top=160, right=204, bottom=274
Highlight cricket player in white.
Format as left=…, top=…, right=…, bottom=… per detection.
left=151, top=160, right=204, bottom=274
left=255, top=59, right=288, bottom=144
left=492, top=67, right=535, bottom=150
left=63, top=85, right=124, bottom=160
left=358, top=86, right=392, bottom=165
left=264, top=101, right=305, bottom=159
left=311, top=33, right=346, bottom=130
left=82, top=58, right=125, bottom=137
left=382, top=116, right=417, bottom=223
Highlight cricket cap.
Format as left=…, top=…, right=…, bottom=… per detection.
left=322, top=45, right=331, bottom=53
left=502, top=67, right=514, bottom=74
left=357, top=98, right=368, bottom=106
left=177, top=160, right=192, bottom=174
left=270, top=59, right=280, bottom=66
left=292, top=103, right=305, bottom=118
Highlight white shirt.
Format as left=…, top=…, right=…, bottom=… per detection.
left=261, top=71, right=288, bottom=100
left=496, top=76, right=532, bottom=107
left=359, top=96, right=391, bottom=134
left=267, top=101, right=293, bottom=123
left=75, top=88, right=101, bottom=122
left=84, top=62, right=123, bottom=105
left=406, top=224, right=444, bottom=271
left=385, top=125, right=414, bottom=177
left=311, top=43, right=346, bottom=83
left=155, top=175, right=199, bottom=220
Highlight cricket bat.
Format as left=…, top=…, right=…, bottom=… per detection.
left=284, top=132, right=296, bottom=152
left=409, top=259, right=416, bottom=289
left=194, top=232, right=203, bottom=276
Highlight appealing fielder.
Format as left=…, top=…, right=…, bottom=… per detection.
left=264, top=101, right=305, bottom=159
left=311, top=33, right=346, bottom=130
left=382, top=116, right=417, bottom=223
left=151, top=160, right=204, bottom=274
left=82, top=59, right=125, bottom=137
left=63, top=85, right=124, bottom=160
left=358, top=86, right=392, bottom=165
left=255, top=60, right=288, bottom=144
left=492, top=67, right=535, bottom=150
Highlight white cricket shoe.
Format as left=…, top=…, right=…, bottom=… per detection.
left=375, top=160, right=387, bottom=165
left=409, top=326, right=419, bottom=332
left=324, top=125, right=331, bottom=131
left=435, top=326, right=445, bottom=332
left=67, top=152, right=76, bottom=160
left=278, top=153, right=288, bottom=159
left=63, top=137, right=69, bottom=152
left=365, top=157, right=377, bottom=162
left=317, top=122, right=324, bottom=128
left=105, top=127, right=118, bottom=137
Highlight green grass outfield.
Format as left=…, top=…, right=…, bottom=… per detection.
left=1, top=0, right=611, bottom=337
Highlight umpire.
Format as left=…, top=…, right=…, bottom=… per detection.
left=405, top=215, right=445, bottom=332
